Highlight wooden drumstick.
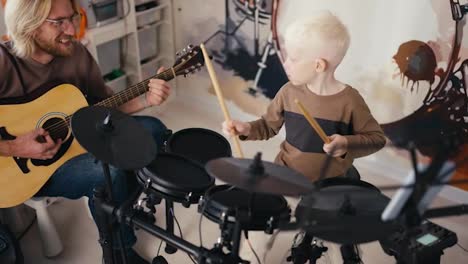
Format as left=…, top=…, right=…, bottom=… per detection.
left=294, top=99, right=331, bottom=144
left=200, top=43, right=244, bottom=158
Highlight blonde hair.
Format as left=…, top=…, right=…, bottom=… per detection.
left=4, top=0, right=79, bottom=58
left=285, top=11, right=350, bottom=68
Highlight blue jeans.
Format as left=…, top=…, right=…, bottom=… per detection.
left=35, top=116, right=167, bottom=249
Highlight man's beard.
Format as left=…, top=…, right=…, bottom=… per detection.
left=34, top=34, right=75, bottom=57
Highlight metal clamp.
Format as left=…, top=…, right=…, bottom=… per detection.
left=144, top=178, right=151, bottom=190
left=266, top=216, right=275, bottom=234
left=183, top=192, right=193, bottom=208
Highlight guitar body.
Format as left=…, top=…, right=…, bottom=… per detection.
left=0, top=84, right=87, bottom=208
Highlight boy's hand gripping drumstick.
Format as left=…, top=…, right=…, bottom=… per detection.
left=294, top=99, right=331, bottom=144
left=200, top=43, right=244, bottom=158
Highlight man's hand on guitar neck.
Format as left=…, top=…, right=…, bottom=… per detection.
left=118, top=67, right=171, bottom=114
left=0, top=128, right=62, bottom=160
left=145, top=66, right=171, bottom=107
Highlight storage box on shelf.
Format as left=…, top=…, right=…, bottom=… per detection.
left=106, top=74, right=128, bottom=93
left=138, top=22, right=161, bottom=62
left=136, top=2, right=165, bottom=28
left=135, top=0, right=158, bottom=6
left=96, top=38, right=121, bottom=76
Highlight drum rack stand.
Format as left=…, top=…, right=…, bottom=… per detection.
left=96, top=193, right=249, bottom=264
left=204, top=0, right=250, bottom=57
left=93, top=162, right=132, bottom=264
left=203, top=0, right=280, bottom=97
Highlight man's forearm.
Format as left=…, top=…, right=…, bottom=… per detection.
left=118, top=96, right=146, bottom=114
left=0, top=140, right=13, bottom=157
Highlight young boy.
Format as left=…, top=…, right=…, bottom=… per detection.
left=223, top=11, right=386, bottom=182
left=222, top=11, right=387, bottom=263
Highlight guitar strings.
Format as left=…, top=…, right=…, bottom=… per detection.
left=42, top=69, right=174, bottom=134
left=42, top=56, right=196, bottom=135
left=97, top=50, right=197, bottom=109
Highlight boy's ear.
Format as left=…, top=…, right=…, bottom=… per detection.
left=315, top=58, right=328, bottom=72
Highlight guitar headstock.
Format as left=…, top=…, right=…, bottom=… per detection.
left=173, top=45, right=205, bottom=77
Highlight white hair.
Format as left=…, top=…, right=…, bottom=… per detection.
left=284, top=11, right=350, bottom=68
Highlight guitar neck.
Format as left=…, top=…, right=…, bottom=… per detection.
left=96, top=68, right=175, bottom=108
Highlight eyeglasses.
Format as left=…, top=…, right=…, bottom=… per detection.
left=45, top=13, right=82, bottom=31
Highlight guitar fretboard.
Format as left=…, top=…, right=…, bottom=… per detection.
left=96, top=68, right=175, bottom=108
left=47, top=68, right=175, bottom=135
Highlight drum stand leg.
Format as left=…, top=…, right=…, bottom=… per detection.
left=215, top=212, right=247, bottom=263
left=253, top=0, right=260, bottom=58
left=287, top=232, right=328, bottom=264
left=164, top=200, right=178, bottom=254
left=203, top=0, right=248, bottom=53
left=94, top=186, right=115, bottom=264
left=230, top=219, right=243, bottom=258
left=340, top=244, right=361, bottom=264
left=247, top=31, right=274, bottom=96
left=93, top=162, right=129, bottom=264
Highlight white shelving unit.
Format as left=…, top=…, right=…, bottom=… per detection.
left=83, top=0, right=177, bottom=102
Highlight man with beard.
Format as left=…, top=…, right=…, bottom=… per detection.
left=0, top=0, right=170, bottom=263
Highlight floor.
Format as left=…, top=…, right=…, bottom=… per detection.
left=15, top=63, right=468, bottom=263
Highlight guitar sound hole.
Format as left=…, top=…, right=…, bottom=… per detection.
left=42, top=118, right=68, bottom=142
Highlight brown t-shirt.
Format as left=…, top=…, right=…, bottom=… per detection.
left=0, top=41, right=111, bottom=103
left=242, top=82, right=386, bottom=182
